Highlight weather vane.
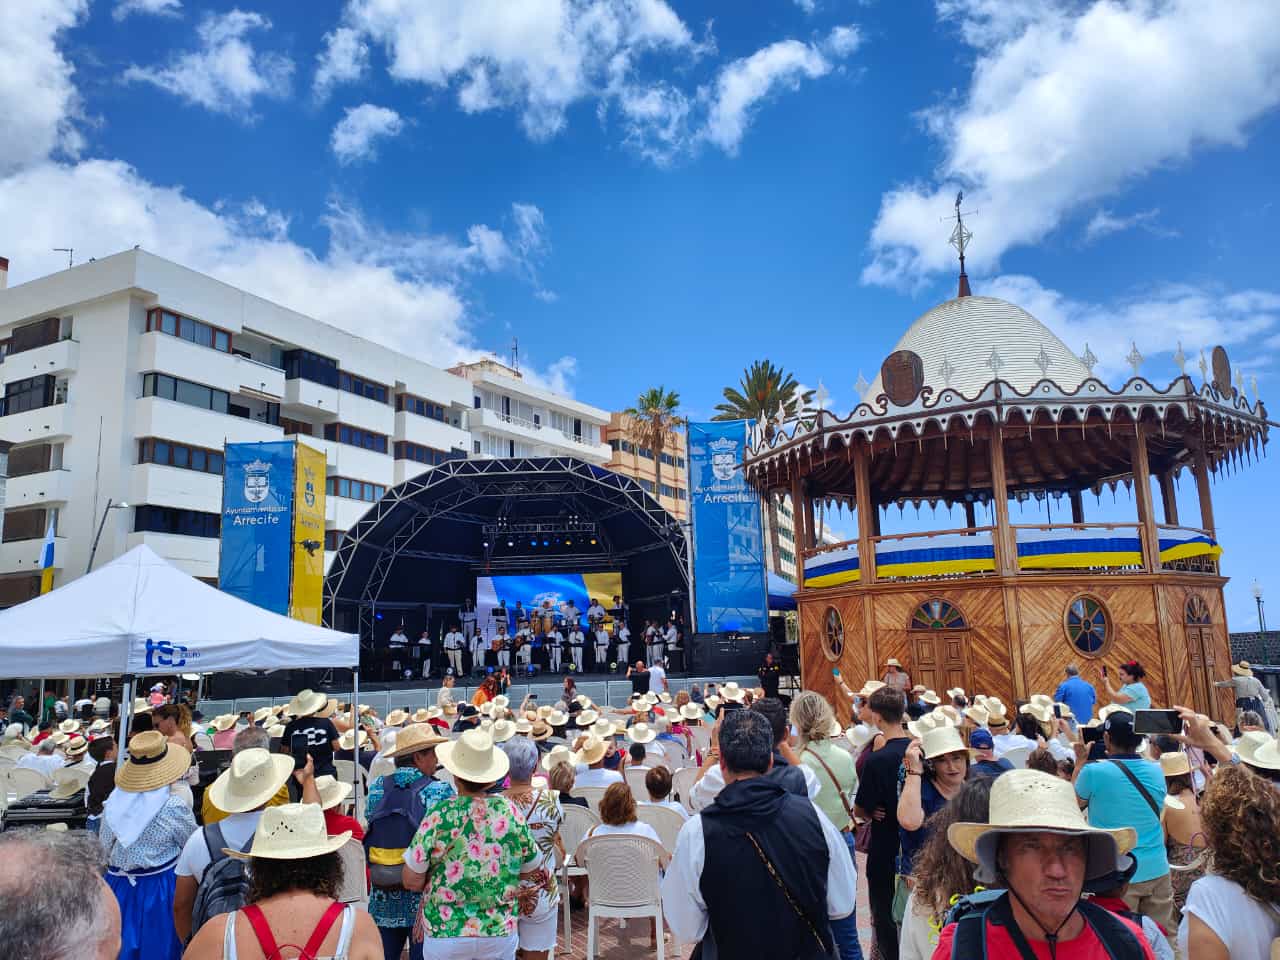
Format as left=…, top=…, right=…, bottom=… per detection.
left=944, top=192, right=976, bottom=297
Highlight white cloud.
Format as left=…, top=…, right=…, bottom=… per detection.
left=704, top=39, right=832, bottom=154
left=1083, top=207, right=1176, bottom=243
left=824, top=24, right=862, bottom=58
left=124, top=9, right=294, bottom=116
left=794, top=0, right=817, bottom=13
left=314, top=26, right=369, bottom=99
left=330, top=103, right=404, bottom=164
left=0, top=0, right=86, bottom=177
left=984, top=274, right=1280, bottom=382
left=113, top=0, right=181, bottom=21
left=865, top=0, right=1280, bottom=287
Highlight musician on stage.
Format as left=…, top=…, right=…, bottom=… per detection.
left=387, top=623, right=410, bottom=680
left=511, top=600, right=526, bottom=632
left=616, top=621, right=631, bottom=665
left=610, top=594, right=627, bottom=623
left=443, top=623, right=464, bottom=676
left=586, top=598, right=605, bottom=628
left=561, top=598, right=581, bottom=629
left=493, top=623, right=511, bottom=670
left=593, top=622, right=611, bottom=671
left=468, top=619, right=487, bottom=672
left=657, top=619, right=676, bottom=664
left=644, top=620, right=659, bottom=664
left=419, top=628, right=436, bottom=679
left=546, top=625, right=564, bottom=672
left=513, top=621, right=533, bottom=674
left=460, top=599, right=477, bottom=641
left=567, top=623, right=586, bottom=673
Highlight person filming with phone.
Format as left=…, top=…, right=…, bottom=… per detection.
left=1102, top=660, right=1152, bottom=712
left=1072, top=710, right=1175, bottom=940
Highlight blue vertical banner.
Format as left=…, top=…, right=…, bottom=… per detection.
left=219, top=441, right=296, bottom=614
left=687, top=420, right=768, bottom=633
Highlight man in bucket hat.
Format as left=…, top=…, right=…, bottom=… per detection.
left=936, top=769, right=1154, bottom=959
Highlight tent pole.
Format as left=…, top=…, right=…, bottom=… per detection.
left=118, top=674, right=134, bottom=757
left=351, top=665, right=362, bottom=822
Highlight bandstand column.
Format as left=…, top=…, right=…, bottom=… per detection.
left=987, top=423, right=1016, bottom=576
left=791, top=474, right=809, bottom=589
left=1130, top=422, right=1160, bottom=573
left=1190, top=443, right=1217, bottom=538
left=852, top=442, right=876, bottom=585
left=1158, top=471, right=1179, bottom=526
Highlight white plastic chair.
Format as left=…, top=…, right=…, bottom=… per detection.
left=636, top=804, right=686, bottom=855
left=624, top=766, right=651, bottom=805
left=332, top=760, right=369, bottom=796
left=670, top=767, right=699, bottom=814
left=336, top=838, right=369, bottom=911
left=5, top=767, right=51, bottom=798
left=368, top=757, right=395, bottom=782
left=559, top=803, right=600, bottom=950
left=573, top=785, right=608, bottom=815
left=1001, top=746, right=1033, bottom=769
left=576, top=834, right=670, bottom=960
left=688, top=725, right=712, bottom=757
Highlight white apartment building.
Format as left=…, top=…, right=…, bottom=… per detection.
left=449, top=358, right=611, bottom=463
left=0, top=249, right=475, bottom=603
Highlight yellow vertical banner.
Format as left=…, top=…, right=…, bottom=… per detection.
left=289, top=440, right=326, bottom=623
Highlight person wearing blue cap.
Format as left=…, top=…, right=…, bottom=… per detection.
left=968, top=728, right=1014, bottom=780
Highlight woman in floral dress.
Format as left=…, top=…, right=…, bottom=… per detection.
left=402, top=728, right=540, bottom=960
left=502, top=737, right=564, bottom=960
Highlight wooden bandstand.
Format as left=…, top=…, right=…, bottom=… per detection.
left=744, top=293, right=1269, bottom=724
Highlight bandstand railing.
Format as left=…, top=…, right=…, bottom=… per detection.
left=1012, top=522, right=1145, bottom=575
left=1156, top=524, right=1221, bottom=574
left=871, top=527, right=998, bottom=582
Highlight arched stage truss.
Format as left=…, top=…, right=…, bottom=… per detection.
left=323, top=457, right=690, bottom=642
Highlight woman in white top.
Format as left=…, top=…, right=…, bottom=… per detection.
left=585, top=782, right=663, bottom=847
left=1177, top=764, right=1280, bottom=960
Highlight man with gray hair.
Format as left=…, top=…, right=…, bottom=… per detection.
left=0, top=830, right=122, bottom=959
left=16, top=737, right=65, bottom=778
left=1055, top=662, right=1097, bottom=723
left=663, top=709, right=856, bottom=958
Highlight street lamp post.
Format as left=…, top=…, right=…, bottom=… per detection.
left=86, top=499, right=130, bottom=574
left=1252, top=580, right=1268, bottom=664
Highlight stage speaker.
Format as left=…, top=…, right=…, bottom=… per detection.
left=689, top=632, right=769, bottom=677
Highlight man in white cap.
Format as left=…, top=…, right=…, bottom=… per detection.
left=935, top=769, right=1151, bottom=958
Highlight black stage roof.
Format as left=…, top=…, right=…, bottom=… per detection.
left=324, top=457, right=690, bottom=632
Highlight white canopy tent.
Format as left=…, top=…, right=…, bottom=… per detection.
left=0, top=545, right=363, bottom=806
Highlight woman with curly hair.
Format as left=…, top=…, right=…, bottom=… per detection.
left=898, top=777, right=992, bottom=960
left=1177, top=763, right=1280, bottom=958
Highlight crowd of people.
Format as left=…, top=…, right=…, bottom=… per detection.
left=1, top=653, right=1279, bottom=960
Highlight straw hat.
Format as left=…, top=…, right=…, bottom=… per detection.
left=573, top=694, right=593, bottom=709
left=845, top=724, right=877, bottom=751
left=574, top=736, right=609, bottom=766
left=920, top=690, right=942, bottom=706
left=2, top=723, right=29, bottom=743
left=267, top=723, right=286, bottom=738
left=590, top=719, right=617, bottom=739
left=986, top=710, right=1010, bottom=730
left=385, top=709, right=408, bottom=727
left=388, top=724, right=447, bottom=759
left=115, top=731, right=191, bottom=792
left=530, top=720, right=553, bottom=742
left=212, top=714, right=237, bottom=732
left=704, top=696, right=722, bottom=712
left=657, top=692, right=673, bottom=705
left=425, top=706, right=443, bottom=721
left=226, top=803, right=351, bottom=861
left=57, top=719, right=80, bottom=734
left=720, top=682, right=746, bottom=703
left=359, top=704, right=374, bottom=717
left=253, top=707, right=274, bottom=725
left=641, top=692, right=660, bottom=708
left=491, top=695, right=510, bottom=712
left=546, top=709, right=569, bottom=727
left=627, top=722, right=658, bottom=744
left=49, top=773, right=86, bottom=800
left=50, top=732, right=70, bottom=746
left=208, top=747, right=294, bottom=814
left=442, top=701, right=458, bottom=717
left=338, top=728, right=368, bottom=751
left=536, top=705, right=553, bottom=720
left=908, top=710, right=954, bottom=740
left=1159, top=751, right=1191, bottom=778
left=678, top=703, right=703, bottom=721
left=410, top=708, right=431, bottom=724
left=64, top=736, right=88, bottom=758
left=490, top=719, right=517, bottom=743
left=286, top=689, right=327, bottom=718
left=1232, top=661, right=1254, bottom=677
left=576, top=709, right=600, bottom=727
left=132, top=698, right=153, bottom=714
left=885, top=658, right=902, bottom=668
left=938, top=705, right=962, bottom=726
left=1243, top=735, right=1280, bottom=771
left=920, top=725, right=968, bottom=760
left=856, top=680, right=885, bottom=698
left=437, top=728, right=510, bottom=784
left=513, top=718, right=534, bottom=736
left=1021, top=701, right=1054, bottom=725
left=87, top=719, right=110, bottom=735
left=946, top=687, right=966, bottom=700
left=911, top=684, right=928, bottom=694
left=1098, top=704, right=1132, bottom=721
left=316, top=698, right=339, bottom=720
left=1055, top=703, right=1074, bottom=720
left=1235, top=730, right=1273, bottom=764
left=948, top=770, right=1136, bottom=884
left=541, top=744, right=575, bottom=772
left=478, top=703, right=495, bottom=718
left=314, top=775, right=353, bottom=811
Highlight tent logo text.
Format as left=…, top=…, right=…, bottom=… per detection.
left=144, top=638, right=199, bottom=668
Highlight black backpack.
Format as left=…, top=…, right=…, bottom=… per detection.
left=190, top=822, right=253, bottom=937
left=364, top=777, right=429, bottom=888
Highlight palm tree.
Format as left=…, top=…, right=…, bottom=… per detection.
left=623, top=387, right=682, bottom=512
left=713, top=360, right=814, bottom=576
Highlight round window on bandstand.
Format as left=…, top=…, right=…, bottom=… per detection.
left=1065, top=594, right=1111, bottom=657
left=822, top=606, right=844, bottom=661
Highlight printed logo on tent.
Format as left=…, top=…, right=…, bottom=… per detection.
left=244, top=458, right=272, bottom=504
left=710, top=435, right=738, bottom=482
left=144, top=638, right=200, bottom=669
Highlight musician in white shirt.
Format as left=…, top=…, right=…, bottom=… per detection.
left=644, top=621, right=659, bottom=663
left=546, top=628, right=564, bottom=672
left=514, top=624, right=532, bottom=671
left=586, top=599, right=605, bottom=626
left=616, top=623, right=631, bottom=664
left=419, top=629, right=435, bottom=678
left=496, top=625, right=512, bottom=669
left=561, top=600, right=581, bottom=627
left=568, top=626, right=586, bottom=672
left=460, top=599, right=478, bottom=640
left=593, top=625, right=610, bottom=669
left=443, top=624, right=465, bottom=676
left=468, top=619, right=487, bottom=669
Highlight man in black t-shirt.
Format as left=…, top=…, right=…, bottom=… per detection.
left=854, top=685, right=911, bottom=960
left=757, top=652, right=781, bottom=700
left=280, top=689, right=341, bottom=777
left=626, top=661, right=650, bottom=697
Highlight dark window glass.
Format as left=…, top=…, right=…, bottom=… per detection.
left=325, top=530, right=343, bottom=551
left=1, top=508, right=51, bottom=543
left=8, top=317, right=61, bottom=355
left=133, top=505, right=219, bottom=539
left=154, top=440, right=171, bottom=464
left=3, top=375, right=56, bottom=415
left=283, top=350, right=339, bottom=387
left=171, top=445, right=190, bottom=469
left=210, top=389, right=229, bottom=414
left=214, top=330, right=231, bottom=352
left=190, top=449, right=206, bottom=472
left=7, top=443, right=53, bottom=477
left=208, top=452, right=224, bottom=474
left=175, top=379, right=209, bottom=408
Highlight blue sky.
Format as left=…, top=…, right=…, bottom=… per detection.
left=2, top=0, right=1279, bottom=631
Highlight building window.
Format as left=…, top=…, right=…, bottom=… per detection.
left=659, top=482, right=681, bottom=499
left=282, top=349, right=339, bottom=388
left=1065, top=594, right=1111, bottom=657
left=133, top=505, right=220, bottom=539
left=823, top=606, right=844, bottom=661
left=138, top=438, right=225, bottom=476
left=280, top=417, right=313, bottom=437
left=1, top=507, right=57, bottom=543
left=324, top=530, right=344, bottom=551
left=7, top=317, right=63, bottom=356
left=395, top=393, right=448, bottom=422
left=326, top=476, right=386, bottom=502
left=6, top=442, right=62, bottom=477
left=779, top=526, right=794, bottom=542
left=779, top=547, right=796, bottom=565
left=339, top=371, right=389, bottom=404
left=322, top=422, right=388, bottom=454
left=142, top=373, right=229, bottom=414
left=3, top=375, right=58, bottom=416
left=911, top=599, right=968, bottom=631
left=1185, top=594, right=1212, bottom=625
left=145, top=308, right=232, bottom=352
left=393, top=441, right=450, bottom=466
left=637, top=478, right=655, bottom=493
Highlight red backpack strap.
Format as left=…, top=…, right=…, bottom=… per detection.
left=240, top=904, right=282, bottom=960
left=299, top=901, right=346, bottom=960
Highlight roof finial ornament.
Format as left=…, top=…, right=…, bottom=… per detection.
left=1173, top=341, right=1187, bottom=375
left=1125, top=341, right=1144, bottom=377
left=937, top=355, right=956, bottom=387
left=946, top=190, right=975, bottom=298
left=815, top=379, right=830, bottom=412
left=1034, top=344, right=1052, bottom=378
left=1198, top=349, right=1209, bottom=385
left=1081, top=343, right=1097, bottom=374
left=854, top=370, right=869, bottom=397
left=1234, top=367, right=1245, bottom=395
left=1250, top=374, right=1259, bottom=404
left=985, top=347, right=1005, bottom=377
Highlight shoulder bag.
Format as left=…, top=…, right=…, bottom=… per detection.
left=802, top=746, right=856, bottom=833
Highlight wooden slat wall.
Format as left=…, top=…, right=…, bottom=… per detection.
left=798, top=593, right=870, bottom=726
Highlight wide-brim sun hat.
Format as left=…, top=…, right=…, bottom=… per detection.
left=338, top=728, right=368, bottom=751
left=938, top=705, right=962, bottom=725
left=536, top=705, right=553, bottom=720
left=1055, top=702, right=1074, bottom=720
left=253, top=707, right=274, bottom=724
left=286, top=689, right=327, bottom=718
left=50, top=732, right=70, bottom=747
left=388, top=724, right=448, bottom=759
left=678, top=703, right=702, bottom=721
left=704, top=696, right=722, bottom=712
left=531, top=721, right=553, bottom=742
left=3, top=723, right=28, bottom=743
left=574, top=736, right=609, bottom=766
left=87, top=719, right=110, bottom=735
left=591, top=719, right=618, bottom=739
left=541, top=744, right=575, bottom=771
left=1159, top=751, right=1192, bottom=778
left=132, top=698, right=153, bottom=714
left=1098, top=704, right=1133, bottom=721
left=57, top=719, right=80, bottom=734
left=490, top=719, right=517, bottom=743
left=856, top=680, right=885, bottom=698
left=314, top=775, right=353, bottom=811
left=208, top=747, right=295, bottom=814
left=385, top=709, right=409, bottom=726
left=64, top=736, right=88, bottom=757
left=657, top=692, right=673, bottom=704
left=491, top=695, right=510, bottom=711
left=986, top=711, right=1010, bottom=730
left=115, top=731, right=191, bottom=792
left=267, top=723, right=285, bottom=738
left=908, top=711, right=954, bottom=740
left=425, top=706, right=443, bottom=721
left=546, top=709, right=569, bottom=727
left=49, top=774, right=86, bottom=800
left=573, top=694, right=592, bottom=708
left=1232, top=661, right=1253, bottom=677
left=946, top=687, right=966, bottom=699
left=212, top=714, right=237, bottom=732
left=911, top=684, right=928, bottom=694
left=1243, top=735, right=1280, bottom=771
left=317, top=698, right=339, bottom=720
left=885, top=658, right=902, bottom=668
left=627, top=722, right=657, bottom=744
left=576, top=709, right=599, bottom=727
left=226, top=803, right=351, bottom=861
left=921, top=725, right=968, bottom=760
left=920, top=690, right=942, bottom=706
left=845, top=724, right=876, bottom=750
left=949, top=769, right=1137, bottom=884
left=436, top=728, right=510, bottom=784
left=720, top=682, right=746, bottom=703
left=514, top=718, right=534, bottom=735
left=410, top=708, right=431, bottom=723
left=1021, top=701, right=1054, bottom=725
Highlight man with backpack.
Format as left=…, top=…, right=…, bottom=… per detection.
left=935, top=769, right=1157, bottom=959
left=364, top=724, right=453, bottom=960
left=173, top=745, right=294, bottom=943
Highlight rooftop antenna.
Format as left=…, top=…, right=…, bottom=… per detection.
left=53, top=247, right=74, bottom=269
left=509, top=336, right=519, bottom=373
left=943, top=192, right=976, bottom=298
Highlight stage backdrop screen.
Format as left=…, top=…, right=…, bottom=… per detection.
left=688, top=420, right=768, bottom=634
left=475, top=572, right=622, bottom=630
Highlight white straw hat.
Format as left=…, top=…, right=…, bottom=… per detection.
left=490, top=719, right=517, bottom=743
left=546, top=709, right=569, bottom=727
left=678, top=703, right=703, bottom=721
left=1159, top=751, right=1191, bottom=778
left=437, top=728, right=510, bottom=784
left=590, top=719, right=617, bottom=739
left=845, top=723, right=876, bottom=751
left=948, top=770, right=1136, bottom=884
left=514, top=718, right=534, bottom=735
left=253, top=707, right=274, bottom=724
left=212, top=714, right=237, bottom=732
left=491, top=695, right=510, bottom=711
left=576, top=709, right=599, bottom=727
left=626, top=722, right=658, bottom=744
left=338, top=728, right=368, bottom=751
left=115, top=731, right=191, bottom=793
left=920, top=725, right=968, bottom=760
left=885, top=658, right=902, bottom=668
left=385, top=709, right=409, bottom=726
left=207, top=748, right=294, bottom=814
left=1021, top=701, right=1055, bottom=725
left=720, top=682, right=746, bottom=703
left=856, top=680, right=885, bottom=698
left=963, top=705, right=989, bottom=727
left=541, top=744, right=575, bottom=772
left=907, top=710, right=954, bottom=740
left=226, top=803, right=351, bottom=861
left=267, top=723, right=286, bottom=738
left=132, top=698, right=153, bottom=714
left=410, top=708, right=431, bottom=723
left=57, top=719, right=80, bottom=734
left=286, top=689, right=327, bottom=718
left=1243, top=735, right=1280, bottom=771
left=314, top=775, right=354, bottom=811
left=574, top=736, right=608, bottom=766
left=946, top=687, right=966, bottom=699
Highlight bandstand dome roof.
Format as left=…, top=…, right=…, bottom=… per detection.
left=864, top=296, right=1093, bottom=403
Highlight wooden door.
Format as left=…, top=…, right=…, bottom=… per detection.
left=1185, top=626, right=1216, bottom=718
left=910, top=632, right=970, bottom=696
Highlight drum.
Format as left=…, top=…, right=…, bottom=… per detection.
left=492, top=635, right=506, bottom=652
left=537, top=611, right=555, bottom=635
